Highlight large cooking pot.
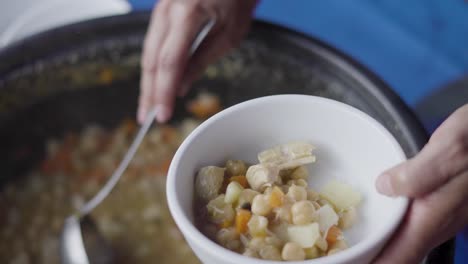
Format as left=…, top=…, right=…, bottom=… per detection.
left=0, top=11, right=453, bottom=263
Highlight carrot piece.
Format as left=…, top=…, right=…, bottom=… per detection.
left=269, top=186, right=284, bottom=208
left=235, top=209, right=252, bottom=234
left=325, top=225, right=343, bottom=245
left=87, top=168, right=108, bottom=183
left=220, top=220, right=232, bottom=229
left=186, top=93, right=222, bottom=119
left=229, top=175, right=249, bottom=188
left=158, top=157, right=172, bottom=174
left=143, top=164, right=159, bottom=176
left=42, top=147, right=73, bottom=174
left=161, top=126, right=178, bottom=143
left=99, top=68, right=114, bottom=84
left=97, top=134, right=111, bottom=152
left=143, top=157, right=172, bottom=176
left=121, top=119, right=137, bottom=136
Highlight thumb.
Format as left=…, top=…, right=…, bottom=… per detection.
left=375, top=142, right=450, bottom=198
left=376, top=105, right=468, bottom=197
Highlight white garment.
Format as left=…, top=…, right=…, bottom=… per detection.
left=0, top=0, right=130, bottom=48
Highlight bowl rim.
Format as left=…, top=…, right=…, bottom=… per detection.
left=167, top=94, right=408, bottom=264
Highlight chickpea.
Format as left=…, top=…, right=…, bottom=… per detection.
left=291, top=200, right=316, bottom=225
left=328, top=240, right=348, bottom=254
left=339, top=207, right=357, bottom=230
left=274, top=204, right=292, bottom=223
left=281, top=242, right=305, bottom=261
left=270, top=222, right=289, bottom=242
left=226, top=160, right=247, bottom=176
left=223, top=206, right=235, bottom=223
left=216, top=227, right=239, bottom=250
left=251, top=195, right=271, bottom=216
left=206, top=195, right=235, bottom=224
left=307, top=188, right=320, bottom=201
left=263, top=186, right=273, bottom=194
left=243, top=248, right=259, bottom=258
left=290, top=166, right=308, bottom=180
left=286, top=179, right=308, bottom=187
left=259, top=245, right=282, bottom=260
left=237, top=189, right=259, bottom=209
left=294, top=179, right=308, bottom=187
left=304, top=246, right=320, bottom=259
left=239, top=233, right=250, bottom=247
left=225, top=239, right=242, bottom=251
left=223, top=204, right=236, bottom=222
left=327, top=248, right=342, bottom=256
left=318, top=198, right=332, bottom=207
left=280, top=184, right=289, bottom=194
left=197, top=145, right=361, bottom=260
left=265, top=235, right=283, bottom=248
left=195, top=166, right=225, bottom=202
left=287, top=184, right=307, bottom=201
left=311, top=201, right=321, bottom=210
left=248, top=215, right=268, bottom=237
left=249, top=237, right=266, bottom=251
left=315, top=236, right=328, bottom=252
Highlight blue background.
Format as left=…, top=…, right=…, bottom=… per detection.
left=128, top=0, right=468, bottom=262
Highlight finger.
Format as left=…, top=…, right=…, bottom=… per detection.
left=177, top=30, right=232, bottom=97
left=372, top=202, right=429, bottom=264
left=376, top=145, right=446, bottom=197
left=177, top=17, right=250, bottom=97
left=138, top=72, right=153, bottom=123
left=138, top=0, right=170, bottom=124
left=152, top=2, right=209, bottom=122
left=373, top=171, right=468, bottom=264
left=430, top=103, right=468, bottom=143
left=177, top=0, right=257, bottom=97
left=141, top=0, right=171, bottom=71
left=376, top=122, right=468, bottom=197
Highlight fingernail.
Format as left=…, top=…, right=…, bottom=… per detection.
left=376, top=174, right=395, bottom=196
left=155, top=104, right=170, bottom=123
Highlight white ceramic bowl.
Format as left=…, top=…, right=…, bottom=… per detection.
left=167, top=95, right=408, bottom=264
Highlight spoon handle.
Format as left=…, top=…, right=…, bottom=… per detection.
left=80, top=107, right=157, bottom=215
left=79, top=17, right=216, bottom=216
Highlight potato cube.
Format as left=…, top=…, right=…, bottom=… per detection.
left=287, top=223, right=320, bottom=248
left=195, top=166, right=225, bottom=202
left=319, top=180, right=361, bottom=211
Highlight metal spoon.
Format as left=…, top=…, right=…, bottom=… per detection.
left=60, top=18, right=216, bottom=264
